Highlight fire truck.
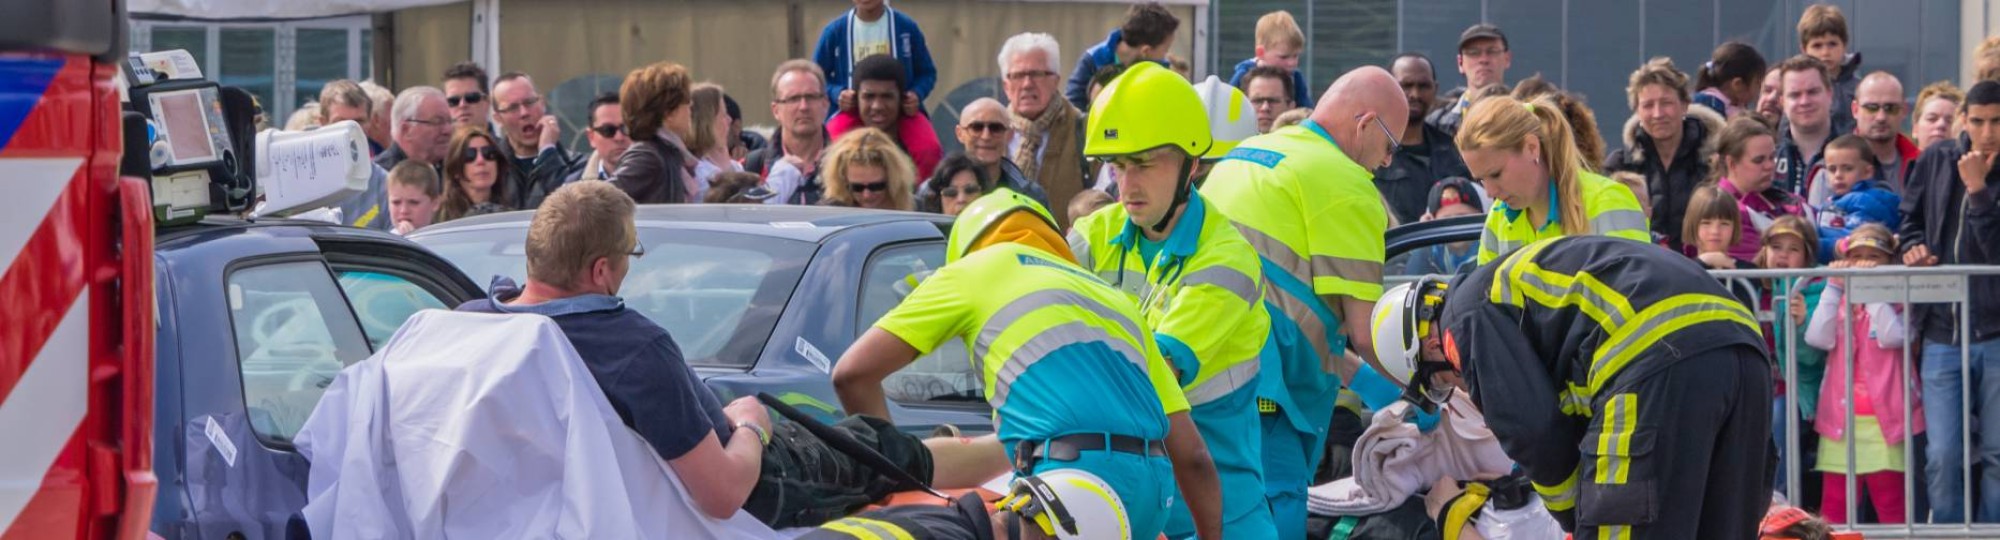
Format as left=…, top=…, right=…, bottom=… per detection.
left=0, top=0, right=158, bottom=538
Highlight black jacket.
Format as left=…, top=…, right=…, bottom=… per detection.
left=611, top=135, right=692, bottom=205
left=507, top=145, right=576, bottom=209
left=1897, top=134, right=2000, bottom=344
left=1443, top=236, right=1768, bottom=524
left=745, top=129, right=824, bottom=205
left=1602, top=106, right=1725, bottom=251
left=1374, top=122, right=1471, bottom=225
left=1774, top=113, right=1857, bottom=200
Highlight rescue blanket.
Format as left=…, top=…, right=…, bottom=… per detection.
left=1307, top=392, right=1513, bottom=516
left=295, top=309, right=783, bottom=539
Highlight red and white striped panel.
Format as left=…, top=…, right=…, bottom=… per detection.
left=0, top=153, right=96, bottom=533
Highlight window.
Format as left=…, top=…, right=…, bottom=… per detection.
left=336, top=270, right=452, bottom=348
left=295, top=28, right=352, bottom=112
left=132, top=16, right=374, bottom=130
left=413, top=228, right=813, bottom=368
left=857, top=243, right=983, bottom=405
left=218, top=28, right=275, bottom=120
left=227, top=261, right=372, bottom=443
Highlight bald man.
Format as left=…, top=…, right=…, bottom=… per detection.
left=1850, top=71, right=1921, bottom=194
left=1200, top=66, right=1409, bottom=538
left=920, top=98, right=1049, bottom=212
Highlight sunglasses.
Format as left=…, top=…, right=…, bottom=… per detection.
left=591, top=123, right=625, bottom=138
left=463, top=145, right=502, bottom=162
left=1858, top=102, right=1905, bottom=115
left=446, top=91, right=485, bottom=107
left=963, top=121, right=1009, bottom=134
left=849, top=181, right=890, bottom=193
left=941, top=184, right=984, bottom=198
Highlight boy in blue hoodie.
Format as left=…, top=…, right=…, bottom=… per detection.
left=1063, top=2, right=1179, bottom=112
left=813, top=0, right=937, bottom=116
left=1816, top=134, right=1902, bottom=258
left=1225, top=11, right=1315, bottom=110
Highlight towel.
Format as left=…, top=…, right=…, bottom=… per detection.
left=1308, top=391, right=1514, bottom=516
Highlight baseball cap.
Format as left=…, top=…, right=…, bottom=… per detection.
left=1459, top=24, right=1508, bottom=51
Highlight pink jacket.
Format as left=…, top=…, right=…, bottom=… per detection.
left=1719, top=177, right=1814, bottom=262
left=826, top=111, right=942, bottom=180
left=1807, top=281, right=1924, bottom=444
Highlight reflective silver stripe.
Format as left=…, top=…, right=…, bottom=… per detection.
left=1233, top=224, right=1311, bottom=286
left=989, top=321, right=1149, bottom=409
left=1183, top=356, right=1261, bottom=406
left=1588, top=209, right=1647, bottom=235
left=1065, top=230, right=1094, bottom=268
left=1181, top=265, right=1260, bottom=306
left=1264, top=285, right=1352, bottom=383
left=1233, top=221, right=1383, bottom=285
left=1312, top=255, right=1384, bottom=284
left=1511, top=268, right=1630, bottom=328
left=1479, top=227, right=1501, bottom=256
left=978, top=289, right=1146, bottom=361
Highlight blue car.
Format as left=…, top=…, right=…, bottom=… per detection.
left=149, top=218, right=484, bottom=538
left=410, top=204, right=996, bottom=435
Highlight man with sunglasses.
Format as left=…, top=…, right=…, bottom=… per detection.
left=565, top=92, right=631, bottom=184
left=1201, top=65, right=1408, bottom=540
left=442, top=61, right=494, bottom=132
left=492, top=72, right=577, bottom=209
left=1370, top=235, right=1774, bottom=540
left=1065, top=66, right=1276, bottom=539
left=924, top=98, right=1046, bottom=208
left=1850, top=71, right=1920, bottom=194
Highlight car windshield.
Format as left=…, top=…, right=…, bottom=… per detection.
left=414, top=227, right=812, bottom=367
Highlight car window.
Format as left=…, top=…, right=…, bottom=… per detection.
left=857, top=243, right=982, bottom=404
left=1384, top=217, right=1486, bottom=287
left=227, top=261, right=372, bottom=443
left=336, top=270, right=452, bottom=348
left=415, top=228, right=811, bottom=367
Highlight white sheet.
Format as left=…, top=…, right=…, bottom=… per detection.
left=295, top=309, right=782, bottom=539
left=1308, top=392, right=1514, bottom=516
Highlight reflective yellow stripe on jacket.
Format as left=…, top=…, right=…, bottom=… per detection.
left=1486, top=240, right=1761, bottom=400
left=1066, top=195, right=1270, bottom=405
left=1476, top=170, right=1650, bottom=264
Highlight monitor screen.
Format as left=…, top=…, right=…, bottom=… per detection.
left=148, top=87, right=229, bottom=168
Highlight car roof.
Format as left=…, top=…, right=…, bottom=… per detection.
left=155, top=216, right=409, bottom=252
left=412, top=204, right=955, bottom=243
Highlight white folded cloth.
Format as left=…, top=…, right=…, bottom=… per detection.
left=1308, top=391, right=1514, bottom=516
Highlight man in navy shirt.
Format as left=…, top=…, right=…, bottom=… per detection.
left=460, top=181, right=1011, bottom=527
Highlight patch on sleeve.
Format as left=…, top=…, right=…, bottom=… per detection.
left=1221, top=147, right=1286, bottom=168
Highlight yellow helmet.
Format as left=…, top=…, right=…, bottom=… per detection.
left=1084, top=62, right=1212, bottom=159
left=946, top=188, right=1060, bottom=264
left=1193, top=75, right=1259, bottom=158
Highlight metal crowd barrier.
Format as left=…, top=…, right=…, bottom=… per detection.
left=1710, top=265, right=2000, bottom=538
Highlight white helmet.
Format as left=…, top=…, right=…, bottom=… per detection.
left=1192, top=75, right=1260, bottom=159
left=1369, top=276, right=1454, bottom=398
left=998, top=469, right=1130, bottom=540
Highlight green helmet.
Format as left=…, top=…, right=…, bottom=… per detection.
left=1084, top=62, right=1212, bottom=159
left=946, top=188, right=1059, bottom=264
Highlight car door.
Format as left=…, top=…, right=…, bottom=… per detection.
left=851, top=240, right=994, bottom=434
left=157, top=231, right=479, bottom=539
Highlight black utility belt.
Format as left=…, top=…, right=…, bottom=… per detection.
left=1013, top=433, right=1167, bottom=469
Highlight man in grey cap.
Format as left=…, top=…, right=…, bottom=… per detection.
left=1426, top=23, right=1512, bottom=136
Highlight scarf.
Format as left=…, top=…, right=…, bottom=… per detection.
left=656, top=128, right=700, bottom=198
left=1012, top=102, right=1087, bottom=224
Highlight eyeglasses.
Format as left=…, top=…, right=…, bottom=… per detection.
left=495, top=96, right=542, bottom=115
left=775, top=92, right=826, bottom=106
left=629, top=240, right=646, bottom=259
left=405, top=117, right=450, bottom=127
left=1858, top=102, right=1905, bottom=115
left=464, top=145, right=502, bottom=162
left=1460, top=47, right=1507, bottom=59
left=941, top=184, right=984, bottom=198
left=1004, top=70, right=1057, bottom=82
left=1370, top=114, right=1402, bottom=157
left=445, top=91, right=485, bottom=107
left=1250, top=97, right=1291, bottom=108
left=591, top=123, right=625, bottom=138
left=849, top=181, right=890, bottom=193
left=963, top=121, right=1009, bottom=134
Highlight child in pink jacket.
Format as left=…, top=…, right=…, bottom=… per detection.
left=1806, top=223, right=1922, bottom=524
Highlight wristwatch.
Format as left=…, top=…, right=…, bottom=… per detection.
left=735, top=421, right=771, bottom=446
